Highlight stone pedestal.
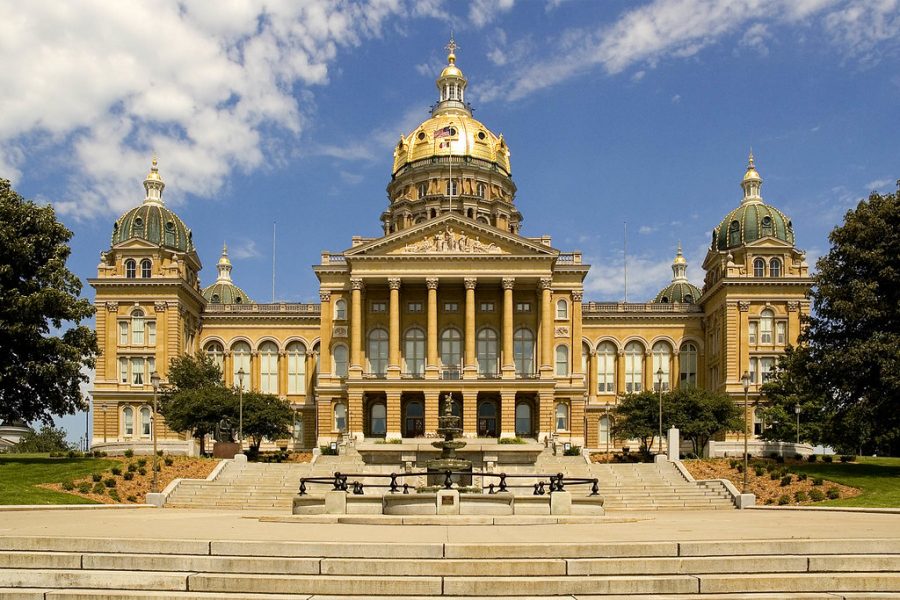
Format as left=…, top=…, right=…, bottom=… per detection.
left=213, top=442, right=240, bottom=459
left=437, top=490, right=460, bottom=515
left=324, top=490, right=347, bottom=514
left=736, top=493, right=756, bottom=509
left=668, top=427, right=680, bottom=461
left=550, top=491, right=572, bottom=515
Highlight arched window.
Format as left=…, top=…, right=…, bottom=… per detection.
left=652, top=341, right=672, bottom=391
left=754, top=258, right=765, bottom=277
left=476, top=183, right=485, bottom=198
left=582, top=342, right=591, bottom=378
left=625, top=341, right=644, bottom=393
left=370, top=403, right=386, bottom=437
left=140, top=259, right=151, bottom=278
left=231, top=341, right=251, bottom=391
left=446, top=179, right=458, bottom=196
left=599, top=416, right=611, bottom=447
left=404, top=327, right=425, bottom=376
left=367, top=328, right=388, bottom=376
left=287, top=341, right=306, bottom=394
left=513, top=328, right=535, bottom=376
left=123, top=407, right=134, bottom=437
left=556, top=299, right=568, bottom=319
left=204, top=342, right=225, bottom=379
left=131, top=309, right=145, bottom=345
left=333, top=344, right=349, bottom=378
left=597, top=342, right=616, bottom=393
left=728, top=220, right=740, bottom=246
left=515, top=403, right=531, bottom=437
left=555, top=403, right=569, bottom=431
left=476, top=328, right=498, bottom=376
left=440, top=328, right=462, bottom=370
left=334, top=403, right=347, bottom=432
left=125, top=259, right=136, bottom=278
left=555, top=345, right=569, bottom=376
left=140, top=407, right=151, bottom=436
left=417, top=183, right=427, bottom=198
left=679, top=342, right=698, bottom=387
left=334, top=299, right=347, bottom=321
left=769, top=258, right=782, bottom=277
left=760, top=309, right=774, bottom=344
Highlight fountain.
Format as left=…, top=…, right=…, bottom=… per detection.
left=423, top=394, right=476, bottom=490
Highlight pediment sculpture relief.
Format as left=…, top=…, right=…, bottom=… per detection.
left=397, top=226, right=505, bottom=254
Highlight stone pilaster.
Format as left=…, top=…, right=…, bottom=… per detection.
left=350, top=278, right=363, bottom=372
left=426, top=277, right=439, bottom=378
left=388, top=277, right=401, bottom=377
left=464, top=277, right=477, bottom=376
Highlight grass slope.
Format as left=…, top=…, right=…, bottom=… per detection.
left=792, top=457, right=900, bottom=507
left=0, top=454, right=121, bottom=505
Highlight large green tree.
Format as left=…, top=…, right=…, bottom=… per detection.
left=240, top=392, right=294, bottom=455
left=797, top=185, right=900, bottom=454
left=0, top=179, right=97, bottom=425
left=758, top=347, right=829, bottom=446
left=10, top=425, right=71, bottom=453
left=666, top=386, right=743, bottom=457
left=611, top=391, right=660, bottom=455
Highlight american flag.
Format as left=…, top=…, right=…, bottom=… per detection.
left=433, top=125, right=452, bottom=139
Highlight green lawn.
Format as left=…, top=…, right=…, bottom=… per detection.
left=0, top=454, right=121, bottom=504
left=792, top=456, right=900, bottom=508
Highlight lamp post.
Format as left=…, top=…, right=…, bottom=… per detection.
left=85, top=396, right=91, bottom=452
left=656, top=367, right=664, bottom=454
left=794, top=404, right=801, bottom=445
left=150, top=371, right=161, bottom=494
left=741, top=370, right=751, bottom=493
left=237, top=367, right=245, bottom=452
left=604, top=405, right=610, bottom=456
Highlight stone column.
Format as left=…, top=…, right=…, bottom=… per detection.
left=571, top=291, right=583, bottom=378
left=500, top=390, right=516, bottom=439
left=787, top=301, right=800, bottom=345
left=425, top=390, right=440, bottom=436
left=644, top=350, right=653, bottom=392
left=462, top=390, right=477, bottom=437
left=738, top=301, right=750, bottom=383
left=501, top=278, right=515, bottom=376
left=672, top=350, right=680, bottom=391
left=388, top=277, right=401, bottom=377
left=616, top=350, right=626, bottom=394
left=386, top=390, right=402, bottom=439
left=348, top=391, right=364, bottom=441
left=588, top=349, right=597, bottom=401
left=540, top=278, right=553, bottom=372
left=319, top=291, right=332, bottom=377
left=537, top=392, right=552, bottom=442
left=426, top=278, right=439, bottom=378
left=464, top=277, right=477, bottom=376
left=349, top=278, right=363, bottom=372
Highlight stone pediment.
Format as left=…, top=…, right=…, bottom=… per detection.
left=343, top=214, right=557, bottom=259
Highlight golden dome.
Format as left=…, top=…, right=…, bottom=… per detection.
left=742, top=150, right=761, bottom=183
left=673, top=242, right=687, bottom=266
left=144, top=157, right=163, bottom=183
left=440, top=64, right=463, bottom=78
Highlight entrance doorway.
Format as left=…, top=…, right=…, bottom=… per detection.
left=403, top=400, right=424, bottom=437
left=515, top=402, right=532, bottom=438
left=477, top=399, right=498, bottom=437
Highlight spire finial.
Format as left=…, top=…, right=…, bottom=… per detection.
left=748, top=147, right=754, bottom=168
left=222, top=241, right=228, bottom=256
left=445, top=33, right=459, bottom=64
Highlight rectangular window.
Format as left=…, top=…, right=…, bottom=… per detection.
left=147, top=357, right=155, bottom=378
left=146, top=321, right=156, bottom=346
left=749, top=357, right=758, bottom=384
left=131, top=357, right=144, bottom=385
left=479, top=302, right=494, bottom=312
left=443, top=302, right=459, bottom=312
left=761, top=357, right=776, bottom=382
left=776, top=321, right=786, bottom=345
left=118, top=321, right=128, bottom=345
left=119, top=357, right=128, bottom=384
left=370, top=302, right=386, bottom=313
left=407, top=302, right=423, bottom=313
left=748, top=322, right=757, bottom=345
left=515, top=302, right=531, bottom=313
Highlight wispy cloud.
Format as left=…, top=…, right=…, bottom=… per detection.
left=469, top=0, right=515, bottom=29
left=309, top=105, right=429, bottom=162
left=230, top=239, right=261, bottom=260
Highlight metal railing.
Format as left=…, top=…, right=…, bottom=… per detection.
left=582, top=302, right=702, bottom=314
left=298, top=470, right=599, bottom=497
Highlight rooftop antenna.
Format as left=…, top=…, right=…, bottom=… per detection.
left=272, top=221, right=276, bottom=303
left=623, top=221, right=628, bottom=303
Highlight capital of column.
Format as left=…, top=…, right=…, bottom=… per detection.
left=787, top=301, right=800, bottom=312
left=572, top=291, right=583, bottom=302
left=539, top=277, right=553, bottom=290
left=464, top=277, right=477, bottom=290
left=426, top=277, right=439, bottom=290
left=738, top=301, right=751, bottom=312
left=501, top=277, right=515, bottom=290
left=388, top=277, right=401, bottom=290
left=350, top=278, right=364, bottom=290
left=319, top=291, right=331, bottom=302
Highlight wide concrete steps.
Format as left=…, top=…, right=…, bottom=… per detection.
left=1, top=537, right=899, bottom=598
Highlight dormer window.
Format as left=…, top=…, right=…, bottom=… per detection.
left=211, top=294, right=220, bottom=303
left=476, top=183, right=485, bottom=198
left=125, top=259, right=136, bottom=278
left=683, top=294, right=693, bottom=303
left=140, top=259, right=151, bottom=278
left=761, top=216, right=773, bottom=236
left=754, top=258, right=765, bottom=277
left=769, top=258, right=782, bottom=278
left=446, top=180, right=458, bottom=196
left=418, top=183, right=427, bottom=198
left=728, top=220, right=740, bottom=246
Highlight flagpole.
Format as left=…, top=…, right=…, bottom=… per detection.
left=448, top=129, right=452, bottom=214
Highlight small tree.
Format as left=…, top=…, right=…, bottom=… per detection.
left=612, top=392, right=659, bottom=455
left=667, top=386, right=743, bottom=456
left=240, top=392, right=293, bottom=456
left=11, top=426, right=71, bottom=453
left=758, top=347, right=829, bottom=446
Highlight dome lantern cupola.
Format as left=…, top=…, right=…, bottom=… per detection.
left=143, top=157, right=165, bottom=205
left=215, top=243, right=233, bottom=283
left=202, top=242, right=254, bottom=305
left=653, top=243, right=702, bottom=304
left=433, top=35, right=470, bottom=118
left=741, top=150, right=762, bottom=204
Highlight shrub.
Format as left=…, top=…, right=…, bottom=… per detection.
left=123, top=472, right=134, bottom=481
left=164, top=456, right=174, bottom=466
left=823, top=455, right=833, bottom=463
left=108, top=489, right=120, bottom=502
left=66, top=450, right=77, bottom=459
left=775, top=455, right=785, bottom=464
left=840, top=455, right=856, bottom=463
left=61, top=480, right=75, bottom=491
left=765, top=462, right=777, bottom=472
left=735, top=464, right=744, bottom=473
left=764, top=497, right=775, bottom=505
left=111, top=467, right=122, bottom=476
left=138, top=468, right=147, bottom=476
left=499, top=437, right=526, bottom=445
left=768, top=451, right=779, bottom=459
left=126, top=495, right=137, bottom=503
left=754, top=466, right=765, bottom=476
left=807, top=454, right=818, bottom=463
left=156, top=450, right=164, bottom=457
left=92, top=483, right=105, bottom=495
left=124, top=449, right=134, bottom=458
left=137, top=458, right=147, bottom=467
left=827, top=487, right=840, bottom=500
left=127, top=463, right=137, bottom=473
left=770, top=472, right=780, bottom=480
left=795, top=490, right=808, bottom=502
left=104, top=478, right=117, bottom=488
left=777, top=494, right=790, bottom=505
left=798, top=473, right=808, bottom=481
left=780, top=475, right=792, bottom=486
left=91, top=473, right=102, bottom=482
left=563, top=445, right=582, bottom=456
left=793, top=453, right=802, bottom=461
left=153, top=463, right=161, bottom=472
left=813, top=477, right=824, bottom=486
left=728, top=459, right=739, bottom=469
left=78, top=482, right=91, bottom=494
left=319, top=445, right=339, bottom=456
left=809, top=488, right=826, bottom=501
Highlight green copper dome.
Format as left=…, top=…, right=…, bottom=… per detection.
left=202, top=244, right=254, bottom=305
left=711, top=153, right=795, bottom=251
left=111, top=159, right=194, bottom=253
left=653, top=244, right=702, bottom=304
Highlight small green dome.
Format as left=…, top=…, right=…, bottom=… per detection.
left=111, top=159, right=194, bottom=253
left=202, top=281, right=253, bottom=305
left=654, top=281, right=701, bottom=304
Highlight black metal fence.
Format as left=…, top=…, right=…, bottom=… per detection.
left=298, top=470, right=599, bottom=497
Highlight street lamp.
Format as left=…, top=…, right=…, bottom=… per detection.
left=237, top=367, right=245, bottom=452
left=794, top=404, right=801, bottom=445
left=741, top=370, right=751, bottom=494
left=150, top=371, right=161, bottom=494
left=656, top=367, right=664, bottom=454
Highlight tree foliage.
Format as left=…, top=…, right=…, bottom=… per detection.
left=758, top=347, right=829, bottom=446
left=11, top=426, right=71, bottom=453
left=667, top=386, right=743, bottom=456
left=612, top=392, right=660, bottom=454
left=159, top=352, right=231, bottom=455
left=240, top=392, right=294, bottom=454
left=0, top=179, right=98, bottom=425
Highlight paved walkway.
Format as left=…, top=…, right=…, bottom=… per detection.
left=0, top=507, right=898, bottom=544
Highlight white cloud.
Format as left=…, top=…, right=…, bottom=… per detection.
left=671, top=94, right=681, bottom=103
left=639, top=225, right=658, bottom=234
left=739, top=22, right=771, bottom=56
left=230, top=239, right=261, bottom=260
left=309, top=104, right=430, bottom=162
left=631, top=70, right=647, bottom=82
left=469, top=0, right=515, bottom=29
left=340, top=170, right=365, bottom=185
left=0, top=0, right=410, bottom=218
left=823, top=0, right=900, bottom=64
left=865, top=178, right=895, bottom=192
left=584, top=253, right=674, bottom=301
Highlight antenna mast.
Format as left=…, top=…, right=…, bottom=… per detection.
left=272, top=221, right=276, bottom=303
left=623, top=221, right=628, bottom=303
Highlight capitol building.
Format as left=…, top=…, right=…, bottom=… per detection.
left=89, top=45, right=812, bottom=454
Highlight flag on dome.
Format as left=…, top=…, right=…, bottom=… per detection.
left=433, top=125, right=452, bottom=139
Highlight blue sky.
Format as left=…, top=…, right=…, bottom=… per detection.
left=1, top=0, right=898, bottom=441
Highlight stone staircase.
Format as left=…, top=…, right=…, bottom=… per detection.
left=1, top=535, right=899, bottom=598
left=166, top=452, right=734, bottom=511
